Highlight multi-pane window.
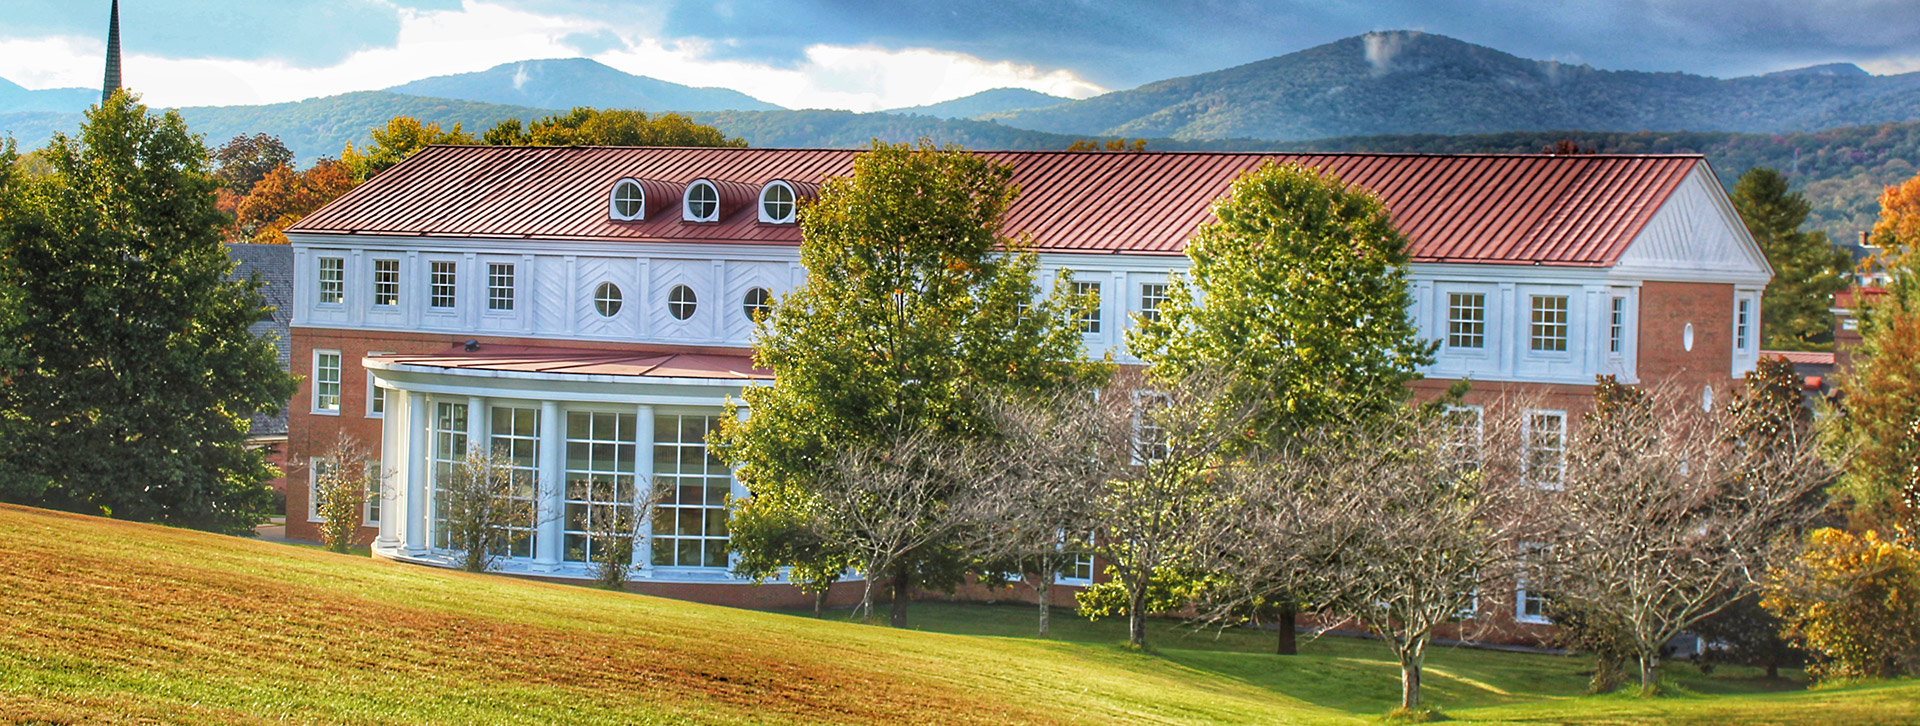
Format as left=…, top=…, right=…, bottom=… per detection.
left=1134, top=392, right=1170, bottom=463
left=668, top=284, right=697, bottom=320
left=1609, top=297, right=1626, bottom=354
left=313, top=351, right=341, bottom=412
left=760, top=182, right=795, bottom=223
left=652, top=413, right=732, bottom=568
left=563, top=412, right=638, bottom=564
left=429, top=401, right=469, bottom=549
left=373, top=259, right=400, bottom=306
left=364, top=473, right=381, bottom=525
left=1074, top=280, right=1101, bottom=334
left=429, top=261, right=457, bottom=309
left=685, top=181, right=719, bottom=222
left=1139, top=283, right=1167, bottom=324
left=1447, top=292, right=1486, bottom=349
left=595, top=282, right=623, bottom=317
left=307, top=458, right=333, bottom=522
left=1529, top=295, right=1569, bottom=352
left=318, top=257, right=344, bottom=304
left=365, top=372, right=384, bottom=418
left=742, top=287, right=772, bottom=321
left=1446, top=405, right=1484, bottom=472
left=1525, top=410, right=1567, bottom=489
left=487, top=263, right=515, bottom=311
left=1736, top=298, right=1752, bottom=350
left=491, top=406, right=540, bottom=559
left=1066, top=553, right=1095, bottom=582
left=1517, top=544, right=1552, bottom=624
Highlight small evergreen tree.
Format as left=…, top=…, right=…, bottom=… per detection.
left=1729, top=168, right=1852, bottom=350
left=0, top=92, right=297, bottom=534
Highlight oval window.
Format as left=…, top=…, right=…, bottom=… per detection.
left=610, top=179, right=644, bottom=220
left=669, top=284, right=698, bottom=320
left=594, top=282, right=623, bottom=317
left=743, top=287, right=773, bottom=321
left=685, top=181, right=719, bottom=222
left=760, top=183, right=795, bottom=224
left=1682, top=323, right=1695, bottom=352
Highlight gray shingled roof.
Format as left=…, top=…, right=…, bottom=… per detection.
left=226, top=244, right=293, bottom=438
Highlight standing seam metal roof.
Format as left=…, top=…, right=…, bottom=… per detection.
left=290, top=146, right=1704, bottom=267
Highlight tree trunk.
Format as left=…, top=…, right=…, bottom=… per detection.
left=889, top=568, right=910, bottom=628
left=1128, top=585, right=1148, bottom=647
left=856, top=577, right=877, bottom=621
left=1275, top=604, right=1297, bottom=656
left=1765, top=662, right=1779, bottom=680
left=1638, top=650, right=1661, bottom=696
left=1035, top=577, right=1051, bottom=636
left=1400, top=655, right=1423, bottom=711
left=813, top=588, right=828, bottom=618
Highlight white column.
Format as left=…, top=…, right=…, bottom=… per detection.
left=403, top=391, right=429, bottom=555
left=533, top=400, right=564, bottom=571
left=728, top=404, right=750, bottom=574
left=372, top=383, right=401, bottom=549
left=467, top=396, right=488, bottom=456
left=633, top=404, right=656, bottom=572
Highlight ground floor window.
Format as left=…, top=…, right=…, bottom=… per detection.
left=652, top=412, right=731, bottom=568
left=429, top=401, right=469, bottom=549
left=563, top=411, right=638, bottom=564
left=492, top=406, right=540, bottom=559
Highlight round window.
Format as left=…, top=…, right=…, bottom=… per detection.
left=610, top=179, right=644, bottom=220
left=686, top=181, right=718, bottom=222
left=760, top=183, right=795, bottom=223
left=743, top=287, right=773, bottom=321
left=669, top=284, right=698, bottom=320
left=594, top=282, right=623, bottom=317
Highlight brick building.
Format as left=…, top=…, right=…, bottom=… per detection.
left=282, top=147, right=1770, bottom=630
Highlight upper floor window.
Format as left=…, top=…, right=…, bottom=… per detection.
left=366, top=354, right=391, bottom=419
left=743, top=287, right=773, bottom=321
left=373, top=259, right=400, bottom=307
left=1529, top=295, right=1569, bottom=352
left=1447, top=292, right=1486, bottom=349
left=610, top=178, right=646, bottom=221
left=1139, top=283, right=1167, bottom=324
left=313, top=350, right=342, bottom=413
left=318, top=257, right=344, bottom=304
left=1609, top=297, right=1626, bottom=354
left=594, top=282, right=623, bottom=317
left=1736, top=298, right=1753, bottom=351
left=669, top=284, right=699, bottom=320
left=684, top=180, right=719, bottom=223
left=429, top=261, right=457, bottom=309
left=487, top=263, right=515, bottom=311
left=1446, top=405, right=1484, bottom=472
left=1074, top=280, right=1102, bottom=334
left=758, top=181, right=796, bottom=224
left=1524, top=410, right=1566, bottom=489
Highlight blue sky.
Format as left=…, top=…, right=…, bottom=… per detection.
left=1, top=0, right=1917, bottom=110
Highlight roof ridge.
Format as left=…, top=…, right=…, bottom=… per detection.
left=416, top=143, right=1706, bottom=160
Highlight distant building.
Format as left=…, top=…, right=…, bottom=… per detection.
left=282, top=147, right=1770, bottom=637
left=226, top=243, right=295, bottom=506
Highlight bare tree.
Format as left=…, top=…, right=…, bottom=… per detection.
left=1534, top=379, right=1838, bottom=694
left=583, top=492, right=647, bottom=589
left=1205, top=399, right=1543, bottom=713
left=309, top=432, right=378, bottom=554
left=812, top=430, right=971, bottom=625
left=959, top=385, right=1130, bottom=634
left=440, top=444, right=540, bottom=573
left=1081, top=369, right=1261, bottom=648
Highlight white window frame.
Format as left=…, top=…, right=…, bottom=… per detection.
left=1446, top=291, right=1487, bottom=350
left=1516, top=543, right=1553, bottom=625
left=362, top=463, right=381, bottom=526
left=757, top=180, right=797, bottom=224
left=1446, top=404, right=1484, bottom=471
left=317, top=256, right=345, bottom=305
left=1735, top=296, right=1753, bottom=351
left=312, top=350, right=342, bottom=415
left=429, top=260, right=457, bottom=310
left=683, top=180, right=720, bottom=222
left=372, top=258, right=400, bottom=307
left=609, top=178, right=646, bottom=221
left=365, top=352, right=391, bottom=419
left=1138, top=282, right=1167, bottom=325
left=1074, top=280, right=1102, bottom=335
left=1608, top=296, right=1626, bottom=355
left=742, top=286, right=772, bottom=322
left=651, top=411, right=734, bottom=569
left=1528, top=295, right=1570, bottom=353
left=487, top=262, right=515, bottom=312
left=1131, top=390, right=1171, bottom=464
left=595, top=282, right=624, bottom=318
left=668, top=284, right=698, bottom=321
left=1522, top=409, right=1567, bottom=490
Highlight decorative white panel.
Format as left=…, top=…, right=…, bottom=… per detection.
left=574, top=257, right=632, bottom=338
left=648, top=259, right=714, bottom=341
left=533, top=256, right=567, bottom=333
left=725, top=261, right=789, bottom=342
left=1614, top=166, right=1771, bottom=284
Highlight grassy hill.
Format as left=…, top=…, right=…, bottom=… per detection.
left=987, top=31, right=1920, bottom=142
left=1, top=503, right=1914, bottom=724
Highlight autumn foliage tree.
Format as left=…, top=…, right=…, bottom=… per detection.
left=1869, top=171, right=1920, bottom=274
left=340, top=116, right=477, bottom=182
left=231, top=159, right=359, bottom=244
left=481, top=107, right=746, bottom=148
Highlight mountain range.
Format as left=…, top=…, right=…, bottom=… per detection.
left=883, top=88, right=1073, bottom=120
left=385, top=58, right=779, bottom=113
left=0, top=78, right=95, bottom=114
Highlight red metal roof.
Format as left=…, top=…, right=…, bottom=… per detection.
left=369, top=345, right=770, bottom=380
left=292, top=146, right=1705, bottom=267
left=1761, top=350, right=1836, bottom=367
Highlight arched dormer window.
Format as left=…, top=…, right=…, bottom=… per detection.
left=609, top=178, right=646, bottom=221
left=758, top=181, right=797, bottom=224
left=683, top=180, right=720, bottom=223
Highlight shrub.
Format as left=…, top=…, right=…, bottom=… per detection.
left=1764, top=528, right=1920, bottom=680
left=310, top=433, right=373, bottom=554
left=439, top=445, right=537, bottom=573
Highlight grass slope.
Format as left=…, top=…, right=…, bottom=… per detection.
left=1, top=504, right=1913, bottom=725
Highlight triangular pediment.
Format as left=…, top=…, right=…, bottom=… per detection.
left=1612, top=162, right=1772, bottom=284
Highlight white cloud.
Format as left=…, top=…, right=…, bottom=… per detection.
left=0, top=0, right=1103, bottom=111
left=1861, top=55, right=1920, bottom=75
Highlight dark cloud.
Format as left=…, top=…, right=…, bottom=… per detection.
left=0, top=0, right=438, bottom=67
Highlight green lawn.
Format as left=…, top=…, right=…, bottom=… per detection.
left=1, top=504, right=1913, bottom=725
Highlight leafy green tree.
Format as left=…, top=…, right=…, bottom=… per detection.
left=481, top=107, right=746, bottom=148
left=716, top=140, right=1104, bottom=628
left=339, top=116, right=476, bottom=181
left=1827, top=290, right=1920, bottom=525
left=0, top=92, right=298, bottom=534
left=1127, top=160, right=1435, bottom=652
left=1730, top=168, right=1852, bottom=350
left=210, top=133, right=294, bottom=193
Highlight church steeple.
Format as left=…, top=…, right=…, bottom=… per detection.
left=102, top=0, right=121, bottom=104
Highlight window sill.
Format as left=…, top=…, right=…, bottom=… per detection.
left=1515, top=614, right=1553, bottom=626
left=311, top=409, right=341, bottom=417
